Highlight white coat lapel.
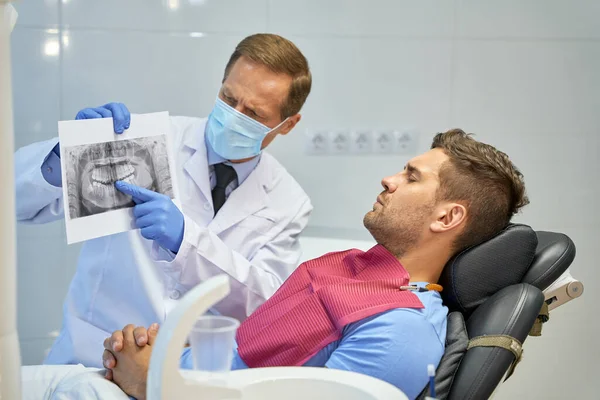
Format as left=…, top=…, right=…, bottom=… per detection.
left=209, top=161, right=271, bottom=235
left=182, top=125, right=212, bottom=204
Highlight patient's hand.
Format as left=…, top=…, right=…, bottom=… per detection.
left=103, top=323, right=158, bottom=375
left=102, top=323, right=159, bottom=400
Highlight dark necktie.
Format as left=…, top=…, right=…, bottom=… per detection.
left=212, top=163, right=238, bottom=215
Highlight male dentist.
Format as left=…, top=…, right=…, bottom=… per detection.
left=14, top=33, right=313, bottom=368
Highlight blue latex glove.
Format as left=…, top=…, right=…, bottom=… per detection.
left=75, top=102, right=131, bottom=133
left=115, top=181, right=185, bottom=253
left=53, top=102, right=131, bottom=156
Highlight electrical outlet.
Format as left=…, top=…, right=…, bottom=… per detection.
left=305, top=128, right=419, bottom=156
left=329, top=130, right=350, bottom=154
left=350, top=130, right=373, bottom=154
left=305, top=130, right=329, bottom=155
left=373, top=130, right=395, bottom=154
left=394, top=129, right=418, bottom=154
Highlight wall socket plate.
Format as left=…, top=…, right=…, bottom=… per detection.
left=305, top=128, right=419, bottom=156
left=305, top=130, right=329, bottom=155
left=373, top=130, right=396, bottom=154
left=394, top=129, right=418, bottom=155
left=329, top=130, right=351, bottom=154
left=350, top=130, right=373, bottom=154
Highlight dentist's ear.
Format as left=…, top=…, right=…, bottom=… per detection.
left=430, top=203, right=466, bottom=233
left=279, top=114, right=301, bottom=135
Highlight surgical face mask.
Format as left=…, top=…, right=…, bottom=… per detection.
left=206, top=97, right=288, bottom=160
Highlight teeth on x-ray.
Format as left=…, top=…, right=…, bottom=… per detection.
left=91, top=163, right=135, bottom=185
left=122, top=174, right=135, bottom=184
left=65, top=136, right=174, bottom=219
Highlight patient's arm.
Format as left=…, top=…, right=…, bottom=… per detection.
left=325, top=308, right=444, bottom=399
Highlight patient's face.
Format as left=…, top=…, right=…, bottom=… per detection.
left=363, top=148, right=448, bottom=256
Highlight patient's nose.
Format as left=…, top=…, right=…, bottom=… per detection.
left=381, top=176, right=397, bottom=193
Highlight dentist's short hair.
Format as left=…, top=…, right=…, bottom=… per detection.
left=223, top=33, right=312, bottom=120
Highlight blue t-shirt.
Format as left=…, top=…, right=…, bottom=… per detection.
left=181, top=283, right=448, bottom=399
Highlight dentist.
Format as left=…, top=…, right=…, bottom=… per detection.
left=14, top=33, right=313, bottom=368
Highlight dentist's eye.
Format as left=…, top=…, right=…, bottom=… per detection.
left=248, top=109, right=262, bottom=119
left=223, top=95, right=236, bottom=105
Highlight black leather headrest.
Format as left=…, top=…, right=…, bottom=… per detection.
left=522, top=231, right=576, bottom=290
left=439, top=224, right=538, bottom=316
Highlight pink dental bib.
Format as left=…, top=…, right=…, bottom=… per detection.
left=236, top=244, right=424, bottom=368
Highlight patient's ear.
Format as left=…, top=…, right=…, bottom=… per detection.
left=430, top=203, right=466, bottom=233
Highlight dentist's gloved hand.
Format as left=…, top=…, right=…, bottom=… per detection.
left=115, top=181, right=184, bottom=253
left=53, top=102, right=131, bottom=156
left=75, top=102, right=131, bottom=133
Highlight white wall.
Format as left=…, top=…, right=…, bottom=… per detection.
left=11, top=0, right=599, bottom=398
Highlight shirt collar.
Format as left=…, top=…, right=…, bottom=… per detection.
left=204, top=131, right=261, bottom=186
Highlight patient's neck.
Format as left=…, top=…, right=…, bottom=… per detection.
left=396, top=244, right=450, bottom=284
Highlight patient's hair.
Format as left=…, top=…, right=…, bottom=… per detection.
left=223, top=33, right=312, bottom=120
left=431, top=129, right=529, bottom=253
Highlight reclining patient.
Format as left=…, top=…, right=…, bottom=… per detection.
left=22, top=129, right=528, bottom=400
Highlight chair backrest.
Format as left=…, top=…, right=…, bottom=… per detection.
left=417, top=224, right=576, bottom=400
left=447, top=284, right=543, bottom=399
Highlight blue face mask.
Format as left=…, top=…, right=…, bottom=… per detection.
left=206, top=97, right=288, bottom=160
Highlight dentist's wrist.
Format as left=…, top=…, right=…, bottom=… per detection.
left=166, top=217, right=185, bottom=254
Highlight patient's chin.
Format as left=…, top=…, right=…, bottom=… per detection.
left=363, top=214, right=385, bottom=240
left=363, top=211, right=376, bottom=229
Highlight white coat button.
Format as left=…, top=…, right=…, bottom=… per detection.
left=170, top=289, right=181, bottom=300
left=204, top=202, right=211, bottom=211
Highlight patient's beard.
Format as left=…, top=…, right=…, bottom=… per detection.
left=364, top=202, right=434, bottom=259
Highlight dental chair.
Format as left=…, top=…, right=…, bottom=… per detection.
left=416, top=223, right=583, bottom=400
left=142, top=222, right=582, bottom=400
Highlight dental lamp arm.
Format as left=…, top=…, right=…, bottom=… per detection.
left=150, top=199, right=312, bottom=322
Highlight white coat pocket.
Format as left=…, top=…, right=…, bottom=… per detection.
left=236, top=208, right=278, bottom=236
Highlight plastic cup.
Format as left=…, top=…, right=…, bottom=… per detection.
left=189, top=315, right=240, bottom=372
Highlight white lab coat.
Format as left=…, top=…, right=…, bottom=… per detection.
left=15, top=116, right=312, bottom=368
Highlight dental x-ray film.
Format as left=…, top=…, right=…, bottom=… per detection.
left=58, top=111, right=180, bottom=244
